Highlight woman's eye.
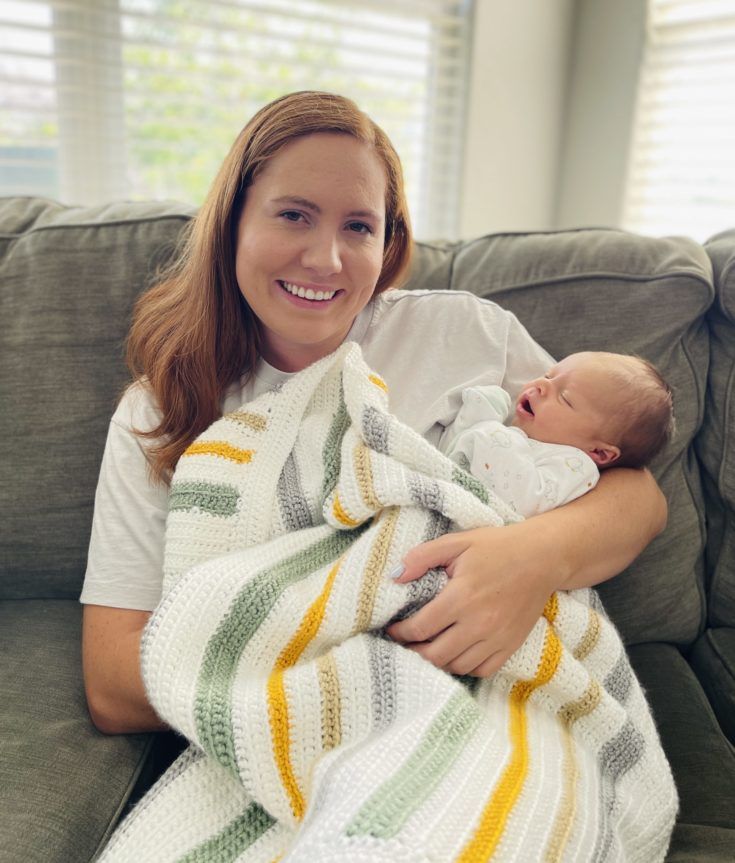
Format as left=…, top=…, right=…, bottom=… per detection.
left=280, top=210, right=304, bottom=223
left=347, top=221, right=372, bottom=235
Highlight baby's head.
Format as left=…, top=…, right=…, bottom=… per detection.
left=512, top=351, right=674, bottom=469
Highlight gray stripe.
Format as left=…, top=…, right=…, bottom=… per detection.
left=386, top=568, right=446, bottom=628
left=408, top=474, right=445, bottom=512
left=603, top=651, right=633, bottom=706
left=423, top=510, right=450, bottom=542
left=277, top=451, right=315, bottom=531
left=368, top=636, right=398, bottom=729
left=599, top=718, right=645, bottom=781
left=362, top=405, right=391, bottom=454
left=590, top=719, right=647, bottom=863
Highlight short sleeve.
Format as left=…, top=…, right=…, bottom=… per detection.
left=79, top=388, right=168, bottom=611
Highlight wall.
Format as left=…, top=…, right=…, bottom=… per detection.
left=459, top=0, right=575, bottom=237
left=555, top=0, right=647, bottom=229
left=459, top=0, right=647, bottom=237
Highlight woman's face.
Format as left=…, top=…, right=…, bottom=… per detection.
left=235, top=132, right=387, bottom=372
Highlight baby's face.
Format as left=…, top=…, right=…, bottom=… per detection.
left=513, top=353, right=621, bottom=451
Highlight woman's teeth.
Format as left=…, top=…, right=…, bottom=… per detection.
left=281, top=280, right=336, bottom=301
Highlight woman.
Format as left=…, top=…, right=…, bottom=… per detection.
left=81, top=91, right=666, bottom=735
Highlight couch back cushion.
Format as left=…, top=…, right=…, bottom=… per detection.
left=0, top=198, right=194, bottom=599
left=699, top=230, right=735, bottom=627
left=406, top=229, right=713, bottom=646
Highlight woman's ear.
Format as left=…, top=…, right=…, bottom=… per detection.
left=589, top=443, right=621, bottom=467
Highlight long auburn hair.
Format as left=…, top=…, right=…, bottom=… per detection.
left=126, top=91, right=413, bottom=483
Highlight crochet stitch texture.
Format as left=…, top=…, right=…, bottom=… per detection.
left=100, top=343, right=677, bottom=863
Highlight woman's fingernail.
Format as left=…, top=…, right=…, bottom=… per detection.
left=388, top=563, right=405, bottom=580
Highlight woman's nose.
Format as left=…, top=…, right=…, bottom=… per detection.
left=300, top=230, right=342, bottom=276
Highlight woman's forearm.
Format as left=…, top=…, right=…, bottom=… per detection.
left=82, top=605, right=169, bottom=734
left=531, top=466, right=667, bottom=591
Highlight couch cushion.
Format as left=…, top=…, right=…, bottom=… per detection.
left=627, top=642, right=735, bottom=860
left=688, top=627, right=735, bottom=743
left=699, top=230, right=735, bottom=627
left=407, top=231, right=713, bottom=646
left=0, top=599, right=154, bottom=862
left=0, top=198, right=194, bottom=600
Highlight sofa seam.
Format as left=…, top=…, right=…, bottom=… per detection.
left=707, top=356, right=735, bottom=621
left=716, top=255, right=735, bottom=320
left=475, top=270, right=714, bottom=296
left=88, top=733, right=157, bottom=861
left=0, top=212, right=193, bottom=239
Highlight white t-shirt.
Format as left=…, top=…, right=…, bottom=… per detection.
left=80, top=289, right=554, bottom=610
left=439, top=384, right=599, bottom=518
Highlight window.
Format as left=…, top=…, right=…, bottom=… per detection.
left=623, top=0, right=735, bottom=240
left=0, top=0, right=474, bottom=239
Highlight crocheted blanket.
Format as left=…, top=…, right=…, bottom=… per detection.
left=101, top=342, right=677, bottom=863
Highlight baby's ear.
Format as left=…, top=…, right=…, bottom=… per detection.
left=589, top=444, right=621, bottom=467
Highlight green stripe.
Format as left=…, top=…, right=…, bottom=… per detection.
left=195, top=527, right=366, bottom=776
left=452, top=466, right=490, bottom=505
left=321, top=389, right=350, bottom=500
left=179, top=801, right=276, bottom=863
left=346, top=690, right=481, bottom=839
left=169, top=481, right=240, bottom=517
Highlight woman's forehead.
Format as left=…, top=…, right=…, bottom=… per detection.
left=253, top=133, right=387, bottom=211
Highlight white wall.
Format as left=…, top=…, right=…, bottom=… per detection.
left=555, top=0, right=647, bottom=228
left=459, top=0, right=575, bottom=236
left=459, top=0, right=647, bottom=237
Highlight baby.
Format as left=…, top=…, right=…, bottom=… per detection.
left=439, top=351, right=674, bottom=517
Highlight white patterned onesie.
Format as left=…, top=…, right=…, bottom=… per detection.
left=439, top=385, right=599, bottom=517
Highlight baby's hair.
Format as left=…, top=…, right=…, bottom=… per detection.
left=610, top=355, right=675, bottom=469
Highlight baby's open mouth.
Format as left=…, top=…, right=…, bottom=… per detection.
left=520, top=396, right=534, bottom=416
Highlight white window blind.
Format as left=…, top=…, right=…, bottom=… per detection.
left=0, top=0, right=473, bottom=239
left=623, top=0, right=735, bottom=240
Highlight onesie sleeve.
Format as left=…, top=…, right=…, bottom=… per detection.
left=439, top=385, right=511, bottom=454
left=79, top=387, right=168, bottom=611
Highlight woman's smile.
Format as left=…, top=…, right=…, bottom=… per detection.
left=277, top=279, right=340, bottom=303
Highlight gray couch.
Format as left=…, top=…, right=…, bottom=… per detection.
left=1, top=196, right=733, bottom=862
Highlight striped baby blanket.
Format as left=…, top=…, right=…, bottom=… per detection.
left=100, top=342, right=677, bottom=863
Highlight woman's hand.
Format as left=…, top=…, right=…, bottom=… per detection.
left=385, top=521, right=558, bottom=677
left=386, top=467, right=666, bottom=677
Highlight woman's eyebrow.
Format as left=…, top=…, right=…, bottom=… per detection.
left=273, top=195, right=320, bottom=212
left=272, top=195, right=380, bottom=221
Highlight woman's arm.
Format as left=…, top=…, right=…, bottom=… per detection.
left=386, top=467, right=666, bottom=677
left=82, top=605, right=168, bottom=734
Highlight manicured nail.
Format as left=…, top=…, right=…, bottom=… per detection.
left=388, top=563, right=405, bottom=580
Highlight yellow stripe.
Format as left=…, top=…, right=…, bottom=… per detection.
left=354, top=443, right=382, bottom=511
left=332, top=492, right=361, bottom=527
left=267, top=561, right=341, bottom=820
left=455, top=624, right=563, bottom=863
left=368, top=373, right=388, bottom=392
left=544, top=681, right=601, bottom=862
left=182, top=441, right=254, bottom=463
left=543, top=592, right=559, bottom=624
left=224, top=409, right=268, bottom=431
left=316, top=652, right=342, bottom=752
left=574, top=607, right=601, bottom=661
left=353, top=508, right=400, bottom=632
